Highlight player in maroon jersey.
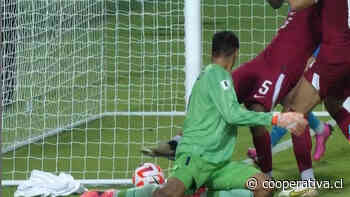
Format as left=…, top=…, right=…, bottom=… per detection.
left=286, top=0, right=350, bottom=144
left=231, top=4, right=321, bottom=186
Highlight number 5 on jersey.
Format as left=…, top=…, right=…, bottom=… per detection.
left=254, top=80, right=272, bottom=98
left=259, top=80, right=273, bottom=95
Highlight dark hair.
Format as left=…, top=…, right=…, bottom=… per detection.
left=212, top=31, right=239, bottom=58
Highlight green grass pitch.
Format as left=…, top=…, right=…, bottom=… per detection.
left=2, top=1, right=350, bottom=196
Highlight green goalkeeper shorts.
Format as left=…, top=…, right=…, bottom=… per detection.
left=169, top=153, right=260, bottom=192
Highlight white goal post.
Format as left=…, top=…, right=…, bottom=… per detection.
left=2, top=0, right=341, bottom=187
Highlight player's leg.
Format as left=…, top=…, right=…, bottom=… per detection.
left=308, top=112, right=323, bottom=133
left=291, top=126, right=314, bottom=180
left=248, top=104, right=273, bottom=177
left=311, top=111, right=333, bottom=161
left=281, top=74, right=318, bottom=181
left=281, top=87, right=315, bottom=180
left=303, top=53, right=350, bottom=154
left=207, top=161, right=274, bottom=197
left=325, top=96, right=350, bottom=140
left=270, top=126, right=288, bottom=147
left=283, top=101, right=314, bottom=181
left=282, top=80, right=332, bottom=161
left=287, top=76, right=321, bottom=114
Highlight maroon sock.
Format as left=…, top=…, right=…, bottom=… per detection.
left=334, top=107, right=350, bottom=140
left=291, top=126, right=312, bottom=173
left=253, top=130, right=272, bottom=173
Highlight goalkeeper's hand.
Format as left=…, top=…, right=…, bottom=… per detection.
left=141, top=142, right=176, bottom=160
left=272, top=112, right=308, bottom=136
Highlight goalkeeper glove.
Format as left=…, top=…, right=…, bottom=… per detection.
left=272, top=112, right=308, bottom=136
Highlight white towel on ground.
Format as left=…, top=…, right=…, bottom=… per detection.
left=14, top=170, right=87, bottom=197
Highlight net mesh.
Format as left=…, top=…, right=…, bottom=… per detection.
left=2, top=0, right=292, bottom=182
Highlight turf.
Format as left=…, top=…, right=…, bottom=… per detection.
left=3, top=1, right=349, bottom=196
left=4, top=125, right=350, bottom=197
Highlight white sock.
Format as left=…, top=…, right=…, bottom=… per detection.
left=301, top=168, right=315, bottom=181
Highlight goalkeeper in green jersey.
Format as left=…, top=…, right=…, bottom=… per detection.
left=88, top=31, right=307, bottom=197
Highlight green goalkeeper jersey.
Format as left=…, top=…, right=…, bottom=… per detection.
left=176, top=64, right=273, bottom=164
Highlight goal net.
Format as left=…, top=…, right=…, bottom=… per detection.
left=2, top=0, right=186, bottom=185
left=2, top=0, right=326, bottom=186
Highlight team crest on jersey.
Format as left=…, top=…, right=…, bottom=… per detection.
left=220, top=80, right=230, bottom=90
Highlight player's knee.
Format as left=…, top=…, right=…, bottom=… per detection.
left=247, top=173, right=274, bottom=197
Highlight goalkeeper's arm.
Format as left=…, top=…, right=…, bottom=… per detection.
left=208, top=69, right=307, bottom=135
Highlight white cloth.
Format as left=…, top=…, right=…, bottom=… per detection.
left=15, top=170, right=87, bottom=197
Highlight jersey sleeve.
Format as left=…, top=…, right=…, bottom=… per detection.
left=207, top=69, right=273, bottom=127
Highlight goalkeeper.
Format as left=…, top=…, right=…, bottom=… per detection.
left=112, top=31, right=307, bottom=197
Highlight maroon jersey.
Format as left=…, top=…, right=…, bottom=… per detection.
left=304, top=56, right=350, bottom=99
left=304, top=0, right=350, bottom=99
left=320, top=0, right=350, bottom=61
left=262, top=6, right=321, bottom=72
left=232, top=6, right=321, bottom=110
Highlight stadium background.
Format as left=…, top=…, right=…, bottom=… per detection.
left=2, top=0, right=350, bottom=196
